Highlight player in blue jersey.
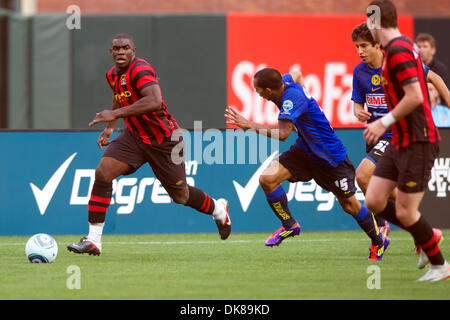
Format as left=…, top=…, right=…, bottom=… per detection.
left=351, top=22, right=394, bottom=241
left=351, top=22, right=450, bottom=268
left=225, top=67, right=389, bottom=260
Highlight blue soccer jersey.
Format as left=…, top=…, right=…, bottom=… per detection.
left=277, top=73, right=347, bottom=168
left=351, top=61, right=430, bottom=141
left=351, top=62, right=392, bottom=140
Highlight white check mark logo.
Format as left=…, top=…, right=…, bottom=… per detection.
left=232, top=151, right=279, bottom=212
left=30, top=153, right=77, bottom=215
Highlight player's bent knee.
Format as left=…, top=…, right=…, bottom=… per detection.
left=169, top=189, right=189, bottom=205
left=95, top=167, right=113, bottom=183
left=259, top=174, right=279, bottom=193
left=364, top=194, right=383, bottom=214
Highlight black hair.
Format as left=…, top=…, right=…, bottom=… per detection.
left=351, top=22, right=377, bottom=45
left=110, top=33, right=135, bottom=47
left=253, top=68, right=283, bottom=90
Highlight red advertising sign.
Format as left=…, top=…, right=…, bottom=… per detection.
left=227, top=13, right=413, bottom=128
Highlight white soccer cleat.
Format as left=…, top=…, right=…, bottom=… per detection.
left=417, top=249, right=429, bottom=270
left=416, top=261, right=450, bottom=282
left=416, top=228, right=443, bottom=269
left=212, top=198, right=231, bottom=240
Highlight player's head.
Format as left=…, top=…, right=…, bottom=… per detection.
left=351, top=22, right=381, bottom=65
left=366, top=0, right=398, bottom=42
left=109, top=33, right=136, bottom=69
left=415, top=33, right=436, bottom=65
left=253, top=68, right=284, bottom=102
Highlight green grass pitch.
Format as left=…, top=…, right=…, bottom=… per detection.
left=1, top=230, right=449, bottom=300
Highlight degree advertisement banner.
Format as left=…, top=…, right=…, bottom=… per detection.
left=0, top=129, right=447, bottom=236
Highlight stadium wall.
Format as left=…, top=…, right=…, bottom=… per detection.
left=2, top=13, right=450, bottom=130
left=0, top=128, right=448, bottom=236
left=1, top=13, right=450, bottom=130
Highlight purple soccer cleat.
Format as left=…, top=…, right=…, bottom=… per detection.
left=265, top=222, right=301, bottom=247
left=367, top=237, right=390, bottom=261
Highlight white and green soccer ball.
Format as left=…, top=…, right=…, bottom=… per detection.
left=25, top=233, right=58, bottom=263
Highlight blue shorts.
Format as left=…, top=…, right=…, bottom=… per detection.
left=278, top=144, right=357, bottom=198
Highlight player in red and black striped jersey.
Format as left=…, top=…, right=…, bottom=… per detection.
left=363, top=0, right=449, bottom=282
left=67, top=34, right=231, bottom=256
left=105, top=57, right=180, bottom=146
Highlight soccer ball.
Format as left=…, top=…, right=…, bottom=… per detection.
left=25, top=233, right=58, bottom=263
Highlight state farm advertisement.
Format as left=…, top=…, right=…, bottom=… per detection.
left=227, top=13, right=413, bottom=128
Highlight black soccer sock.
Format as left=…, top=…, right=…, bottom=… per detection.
left=88, top=180, right=113, bottom=224
left=377, top=199, right=405, bottom=229
left=374, top=215, right=386, bottom=228
left=265, top=186, right=297, bottom=229
left=185, top=186, right=215, bottom=215
left=354, top=205, right=383, bottom=246
left=405, top=216, right=445, bottom=266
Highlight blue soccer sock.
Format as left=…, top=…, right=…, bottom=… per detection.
left=354, top=205, right=383, bottom=246
left=265, top=185, right=297, bottom=229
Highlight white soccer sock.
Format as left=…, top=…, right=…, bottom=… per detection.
left=88, top=222, right=104, bottom=244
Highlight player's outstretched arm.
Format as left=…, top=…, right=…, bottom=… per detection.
left=89, top=85, right=162, bottom=127
left=225, top=106, right=294, bottom=141
left=427, top=70, right=450, bottom=107
left=289, top=70, right=305, bottom=87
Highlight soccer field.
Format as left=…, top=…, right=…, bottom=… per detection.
left=1, top=230, right=449, bottom=300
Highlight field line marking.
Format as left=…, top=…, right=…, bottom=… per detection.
left=0, top=237, right=416, bottom=246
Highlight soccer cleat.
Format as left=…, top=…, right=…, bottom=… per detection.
left=212, top=198, right=231, bottom=240
left=416, top=228, right=443, bottom=269
left=265, top=222, right=301, bottom=247
left=367, top=237, right=390, bottom=261
left=379, top=221, right=391, bottom=242
left=67, top=237, right=101, bottom=256
left=416, top=261, right=450, bottom=282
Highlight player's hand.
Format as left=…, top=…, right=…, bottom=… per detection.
left=225, top=106, right=251, bottom=129
left=353, top=105, right=371, bottom=122
left=363, top=119, right=386, bottom=146
left=89, top=110, right=117, bottom=127
left=97, top=128, right=114, bottom=150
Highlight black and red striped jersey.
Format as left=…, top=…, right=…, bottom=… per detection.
left=381, top=35, right=440, bottom=148
left=106, top=58, right=180, bottom=146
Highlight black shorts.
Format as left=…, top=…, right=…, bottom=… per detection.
left=365, top=138, right=391, bottom=165
left=373, top=142, right=439, bottom=193
left=103, top=129, right=187, bottom=189
left=278, top=144, right=357, bottom=198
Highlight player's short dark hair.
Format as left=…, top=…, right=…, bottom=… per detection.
left=367, top=0, right=398, bottom=29
left=351, top=22, right=377, bottom=45
left=253, top=68, right=283, bottom=90
left=110, top=33, right=135, bottom=47
left=415, top=32, right=436, bottom=48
